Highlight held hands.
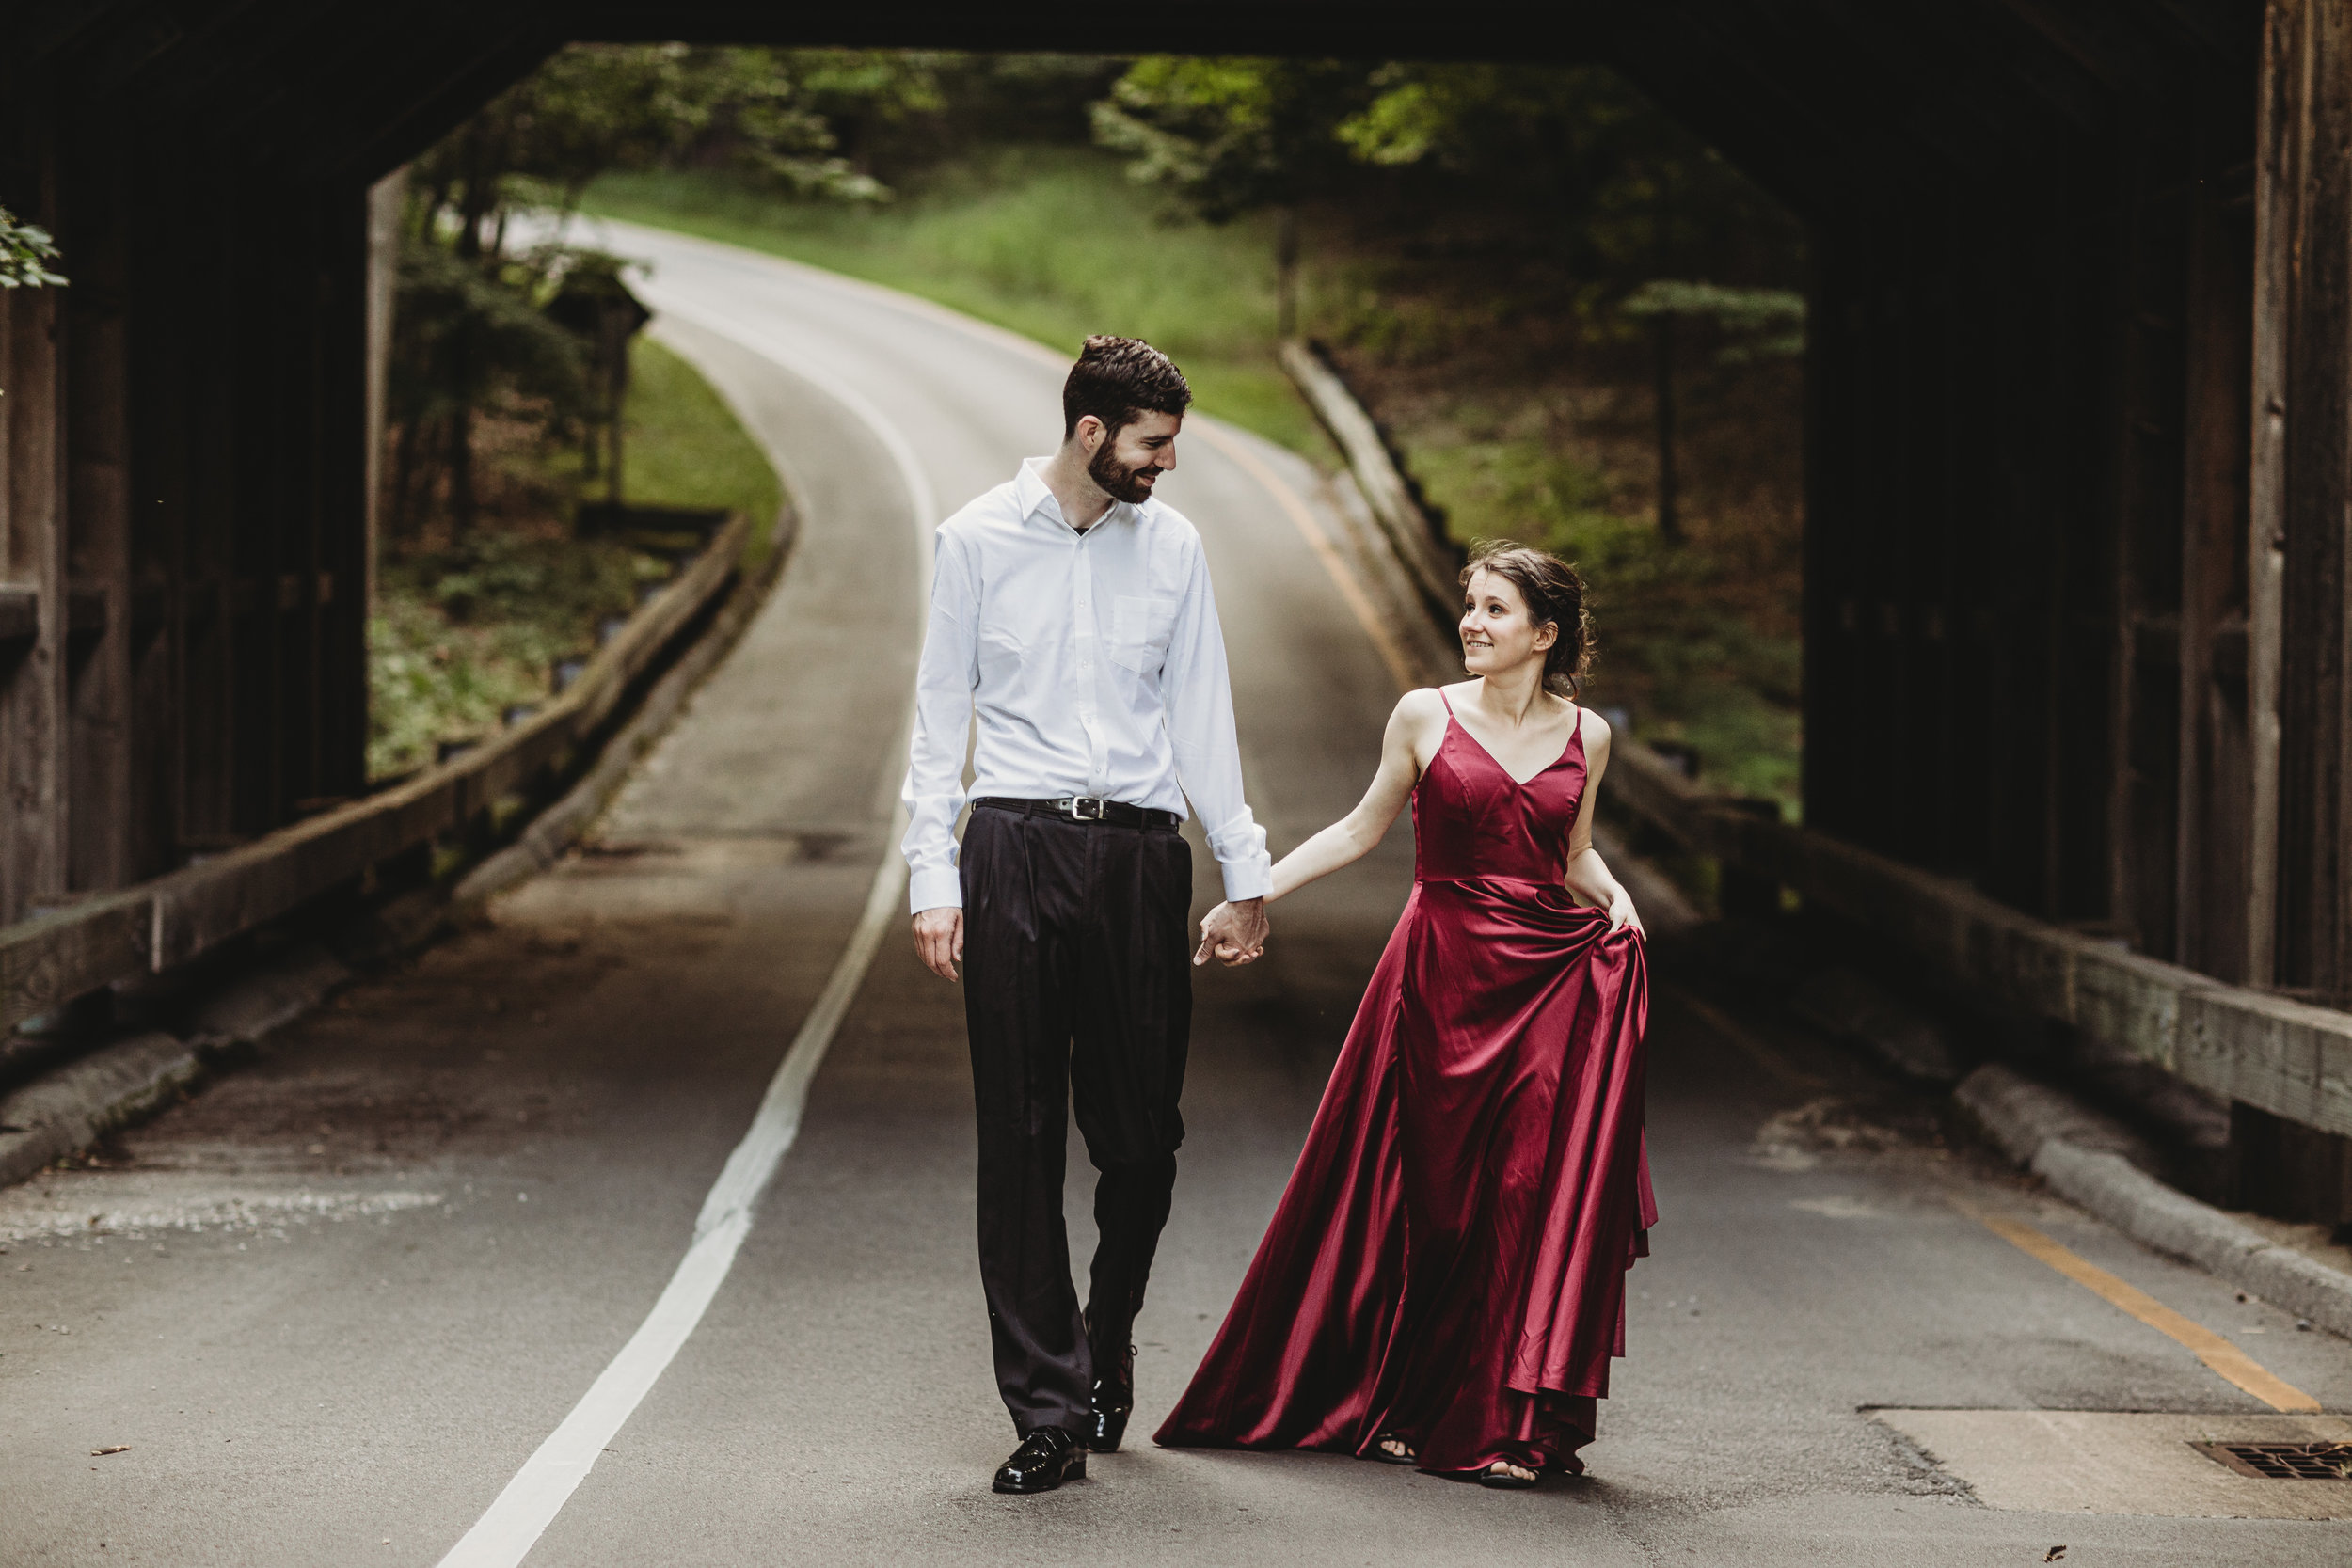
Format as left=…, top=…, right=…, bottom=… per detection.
left=1194, top=897, right=1270, bottom=967
left=914, top=907, right=964, bottom=981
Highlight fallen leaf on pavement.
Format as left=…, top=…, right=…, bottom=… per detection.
left=2043, top=1549, right=2066, bottom=1563
left=90, top=1446, right=130, bottom=1457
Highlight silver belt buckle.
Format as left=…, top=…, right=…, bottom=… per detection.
left=1062, top=796, right=1107, bottom=821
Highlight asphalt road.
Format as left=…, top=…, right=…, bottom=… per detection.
left=2, top=227, right=2347, bottom=1567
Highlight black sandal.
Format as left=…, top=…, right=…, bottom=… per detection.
left=1476, top=1459, right=1540, bottom=1489
left=1369, top=1433, right=1418, bottom=1465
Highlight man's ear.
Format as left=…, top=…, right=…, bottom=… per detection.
left=1073, top=413, right=1106, bottom=455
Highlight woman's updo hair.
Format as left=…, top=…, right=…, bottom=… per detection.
left=1461, top=540, right=1594, bottom=700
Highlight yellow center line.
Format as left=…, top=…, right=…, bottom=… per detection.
left=1951, top=1196, right=2322, bottom=1413
left=1189, top=420, right=1422, bottom=697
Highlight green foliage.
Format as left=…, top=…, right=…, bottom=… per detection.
left=1097, top=58, right=1803, bottom=293
left=388, top=240, right=593, bottom=430
left=1092, top=58, right=1365, bottom=220
left=411, top=43, right=903, bottom=235
left=369, top=335, right=781, bottom=780
left=621, top=336, right=786, bottom=564
left=584, top=150, right=1323, bottom=453
left=0, top=206, right=65, bottom=289
left=369, top=531, right=664, bottom=779
left=1619, top=280, right=1805, bottom=364
left=392, top=44, right=939, bottom=539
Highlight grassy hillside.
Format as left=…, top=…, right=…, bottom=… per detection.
left=368, top=336, right=782, bottom=780
left=586, top=149, right=1322, bottom=454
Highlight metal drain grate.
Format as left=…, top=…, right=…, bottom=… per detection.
left=2191, top=1442, right=2352, bottom=1481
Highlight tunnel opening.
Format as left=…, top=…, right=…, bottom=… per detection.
left=384, top=47, right=1811, bottom=816
left=10, top=7, right=2352, bottom=1219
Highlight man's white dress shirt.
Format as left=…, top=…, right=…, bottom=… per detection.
left=900, top=457, right=1272, bottom=914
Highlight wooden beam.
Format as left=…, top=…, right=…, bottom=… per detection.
left=2258, top=0, right=2352, bottom=996
left=2175, top=72, right=2258, bottom=981
left=61, top=119, right=137, bottom=895
left=0, top=277, right=70, bottom=927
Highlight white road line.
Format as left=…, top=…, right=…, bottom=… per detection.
left=435, top=310, right=936, bottom=1568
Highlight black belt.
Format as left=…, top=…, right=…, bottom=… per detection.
left=974, top=796, right=1180, bottom=830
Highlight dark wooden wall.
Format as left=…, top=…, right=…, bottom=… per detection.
left=0, top=102, right=371, bottom=922
left=0, top=8, right=555, bottom=927
left=1792, top=46, right=2262, bottom=975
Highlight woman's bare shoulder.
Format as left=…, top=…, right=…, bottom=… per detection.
left=1576, top=702, right=1613, bottom=748
left=1394, top=686, right=1454, bottom=722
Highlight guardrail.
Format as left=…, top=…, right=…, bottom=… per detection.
left=1281, top=343, right=2352, bottom=1144
left=0, top=511, right=751, bottom=1034
left=1281, top=340, right=1463, bottom=623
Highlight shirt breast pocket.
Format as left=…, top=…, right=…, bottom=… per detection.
left=1110, top=594, right=1179, bottom=675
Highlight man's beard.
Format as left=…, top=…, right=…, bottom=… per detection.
left=1089, top=443, right=1160, bottom=505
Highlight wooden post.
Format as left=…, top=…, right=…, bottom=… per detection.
left=1, top=277, right=68, bottom=924
left=2245, top=0, right=2352, bottom=1223
left=364, top=167, right=403, bottom=627
left=63, top=143, right=135, bottom=895
left=2259, top=0, right=2352, bottom=998
left=2175, top=79, right=2258, bottom=983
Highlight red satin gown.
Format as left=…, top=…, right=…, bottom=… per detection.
left=1156, top=695, right=1653, bottom=1476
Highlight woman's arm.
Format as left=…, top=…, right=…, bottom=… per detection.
left=1194, top=690, right=1441, bottom=964
left=1562, top=708, right=1645, bottom=937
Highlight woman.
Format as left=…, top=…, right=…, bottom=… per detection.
left=1159, top=542, right=1653, bottom=1487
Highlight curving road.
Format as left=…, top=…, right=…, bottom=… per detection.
left=0, top=226, right=2346, bottom=1567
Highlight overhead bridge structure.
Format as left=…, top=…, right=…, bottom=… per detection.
left=5, top=4, right=2352, bottom=1204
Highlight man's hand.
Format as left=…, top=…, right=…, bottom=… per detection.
left=1194, top=897, right=1270, bottom=967
left=914, top=906, right=964, bottom=981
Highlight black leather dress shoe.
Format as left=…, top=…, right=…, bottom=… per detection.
left=993, top=1426, right=1087, bottom=1495
left=1088, top=1341, right=1136, bottom=1452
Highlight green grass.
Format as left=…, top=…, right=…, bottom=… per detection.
left=620, top=335, right=787, bottom=565
left=368, top=334, right=784, bottom=781
left=584, top=148, right=1325, bottom=454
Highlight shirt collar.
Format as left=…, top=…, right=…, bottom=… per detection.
left=1016, top=455, right=1129, bottom=535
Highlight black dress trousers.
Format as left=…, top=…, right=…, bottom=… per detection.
left=960, top=802, right=1193, bottom=1437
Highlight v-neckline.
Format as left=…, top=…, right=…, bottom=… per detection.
left=1445, top=705, right=1580, bottom=789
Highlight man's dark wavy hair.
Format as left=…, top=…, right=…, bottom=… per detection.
left=1062, top=335, right=1191, bottom=439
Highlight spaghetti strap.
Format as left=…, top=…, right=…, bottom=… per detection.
left=1438, top=688, right=1455, bottom=716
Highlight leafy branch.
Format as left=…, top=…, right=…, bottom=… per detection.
left=0, top=206, right=66, bottom=289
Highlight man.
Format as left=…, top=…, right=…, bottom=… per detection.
left=902, top=336, right=1271, bottom=1495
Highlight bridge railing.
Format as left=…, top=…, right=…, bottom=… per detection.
left=0, top=511, right=751, bottom=1035
left=1285, top=343, right=2352, bottom=1144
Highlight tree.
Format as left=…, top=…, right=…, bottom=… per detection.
left=1093, top=58, right=1369, bottom=334
left=1096, top=58, right=1805, bottom=542
left=392, top=44, right=918, bottom=536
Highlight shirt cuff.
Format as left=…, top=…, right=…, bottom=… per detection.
left=909, top=866, right=964, bottom=914
left=1218, top=853, right=1273, bottom=904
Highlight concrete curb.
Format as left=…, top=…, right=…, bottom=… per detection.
left=0, top=1033, right=202, bottom=1188
left=1956, top=1062, right=2352, bottom=1338
left=0, top=939, right=363, bottom=1189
